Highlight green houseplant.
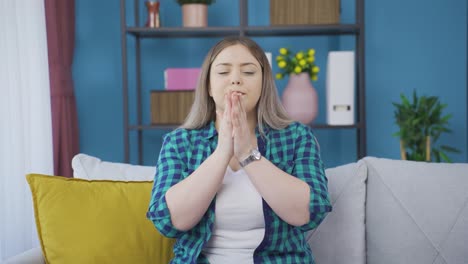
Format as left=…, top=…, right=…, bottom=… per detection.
left=392, top=90, right=459, bottom=162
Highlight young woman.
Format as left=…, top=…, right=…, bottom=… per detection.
left=147, top=36, right=332, bottom=264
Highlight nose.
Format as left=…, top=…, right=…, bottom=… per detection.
left=231, top=70, right=242, bottom=85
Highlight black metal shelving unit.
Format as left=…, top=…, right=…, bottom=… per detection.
left=120, top=0, right=366, bottom=164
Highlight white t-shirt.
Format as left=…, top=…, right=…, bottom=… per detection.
left=202, top=167, right=265, bottom=264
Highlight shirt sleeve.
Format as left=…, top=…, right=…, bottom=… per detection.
left=293, top=123, right=332, bottom=231
left=146, top=132, right=186, bottom=238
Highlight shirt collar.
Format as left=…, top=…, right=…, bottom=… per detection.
left=201, top=121, right=217, bottom=140
left=256, top=123, right=271, bottom=137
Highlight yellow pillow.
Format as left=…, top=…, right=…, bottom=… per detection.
left=26, top=174, right=175, bottom=264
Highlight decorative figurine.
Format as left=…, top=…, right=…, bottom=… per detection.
left=145, top=1, right=160, bottom=28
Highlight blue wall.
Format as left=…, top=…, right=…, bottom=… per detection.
left=74, top=0, right=467, bottom=168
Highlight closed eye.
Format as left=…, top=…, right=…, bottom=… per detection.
left=218, top=72, right=229, bottom=75
left=243, top=72, right=255, bottom=75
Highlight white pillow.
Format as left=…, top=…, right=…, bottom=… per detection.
left=72, top=153, right=155, bottom=181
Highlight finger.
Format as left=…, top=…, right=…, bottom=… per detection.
left=223, top=93, right=229, bottom=117
left=235, top=94, right=247, bottom=135
left=224, top=93, right=232, bottom=128
left=233, top=93, right=241, bottom=118
left=240, top=94, right=246, bottom=114
left=233, top=94, right=244, bottom=137
left=238, top=94, right=247, bottom=122
left=231, top=94, right=240, bottom=128
left=223, top=93, right=229, bottom=113
left=216, top=110, right=228, bottom=138
left=228, top=92, right=236, bottom=138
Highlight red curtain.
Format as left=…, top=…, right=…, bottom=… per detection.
left=44, top=0, right=79, bottom=177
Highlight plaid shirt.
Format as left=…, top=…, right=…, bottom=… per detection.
left=147, top=121, right=332, bottom=264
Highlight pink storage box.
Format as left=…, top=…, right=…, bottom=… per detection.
left=164, top=68, right=201, bottom=90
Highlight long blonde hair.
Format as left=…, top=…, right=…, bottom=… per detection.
left=182, top=36, right=292, bottom=135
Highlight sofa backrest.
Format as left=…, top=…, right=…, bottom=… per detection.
left=363, top=157, right=468, bottom=264
left=308, top=161, right=367, bottom=264
left=72, top=154, right=468, bottom=264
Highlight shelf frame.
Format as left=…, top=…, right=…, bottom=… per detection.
left=356, top=0, right=367, bottom=159
left=120, top=0, right=366, bottom=164
left=120, top=0, right=129, bottom=162
left=126, top=27, right=242, bottom=38
left=126, top=24, right=360, bottom=38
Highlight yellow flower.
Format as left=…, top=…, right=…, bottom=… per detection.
left=276, top=47, right=319, bottom=81
left=278, top=61, right=287, bottom=68
left=296, top=52, right=304, bottom=60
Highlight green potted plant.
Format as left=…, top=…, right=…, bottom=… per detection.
left=175, top=0, right=215, bottom=27
left=392, top=90, right=459, bottom=162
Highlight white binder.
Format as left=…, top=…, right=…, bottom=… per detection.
left=326, top=51, right=355, bottom=125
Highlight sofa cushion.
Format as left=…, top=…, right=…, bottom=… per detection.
left=307, top=161, right=367, bottom=264
left=3, top=247, right=44, bottom=264
left=364, top=157, right=468, bottom=264
left=26, top=174, right=175, bottom=264
left=72, top=153, right=155, bottom=181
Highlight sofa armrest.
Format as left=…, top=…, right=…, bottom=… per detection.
left=3, top=247, right=44, bottom=264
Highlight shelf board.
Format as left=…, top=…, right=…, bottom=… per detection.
left=129, top=125, right=180, bottom=130
left=126, top=27, right=241, bottom=38
left=310, top=123, right=362, bottom=129
left=126, top=24, right=360, bottom=38
left=129, top=123, right=362, bottom=131
left=246, top=24, right=360, bottom=36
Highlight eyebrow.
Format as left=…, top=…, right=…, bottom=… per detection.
left=215, top=62, right=259, bottom=68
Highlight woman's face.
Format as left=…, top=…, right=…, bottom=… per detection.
left=209, top=44, right=262, bottom=114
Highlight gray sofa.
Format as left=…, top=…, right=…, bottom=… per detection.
left=4, top=157, right=468, bottom=264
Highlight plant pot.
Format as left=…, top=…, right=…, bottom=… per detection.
left=281, top=73, right=318, bottom=124
left=182, top=4, right=207, bottom=27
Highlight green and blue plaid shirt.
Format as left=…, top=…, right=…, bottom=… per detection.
left=147, top=121, right=332, bottom=263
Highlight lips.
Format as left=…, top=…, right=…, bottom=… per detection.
left=231, top=91, right=246, bottom=96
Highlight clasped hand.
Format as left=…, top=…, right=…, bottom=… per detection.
left=216, top=92, right=256, bottom=162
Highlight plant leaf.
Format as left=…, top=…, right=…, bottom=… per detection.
left=439, top=151, right=451, bottom=163
left=440, top=145, right=461, bottom=153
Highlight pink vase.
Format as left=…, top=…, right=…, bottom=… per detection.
left=281, top=73, right=318, bottom=124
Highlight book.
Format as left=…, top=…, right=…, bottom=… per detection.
left=164, top=68, right=201, bottom=90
